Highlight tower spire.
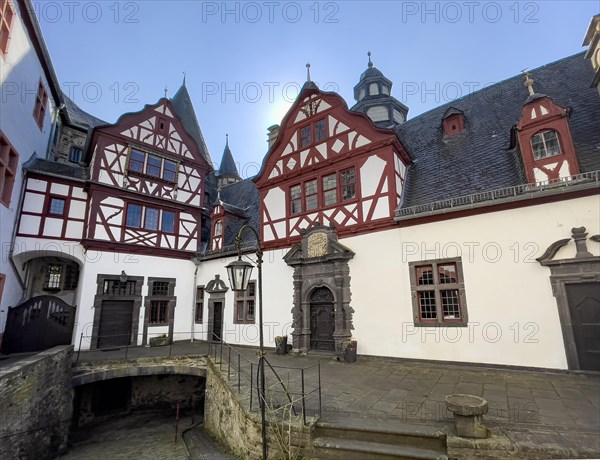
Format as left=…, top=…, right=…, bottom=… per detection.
left=226, top=133, right=229, bottom=147
left=306, top=63, right=311, bottom=82
left=182, top=71, right=186, bottom=85
left=368, top=51, right=373, bottom=68
left=164, top=85, right=168, bottom=98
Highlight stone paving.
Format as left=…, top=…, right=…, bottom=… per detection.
left=61, top=413, right=190, bottom=459
left=74, top=341, right=600, bottom=456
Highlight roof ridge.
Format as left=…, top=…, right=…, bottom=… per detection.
left=402, top=51, right=586, bottom=124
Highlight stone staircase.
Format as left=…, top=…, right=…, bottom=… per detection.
left=312, top=414, right=448, bottom=459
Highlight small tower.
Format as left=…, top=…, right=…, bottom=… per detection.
left=351, top=52, right=409, bottom=128
left=217, top=134, right=241, bottom=187
left=515, top=71, right=579, bottom=184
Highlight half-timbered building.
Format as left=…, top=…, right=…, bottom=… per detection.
left=1, top=10, right=598, bottom=372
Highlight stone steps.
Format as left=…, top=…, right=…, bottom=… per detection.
left=313, top=415, right=448, bottom=460
left=313, top=437, right=448, bottom=460
left=182, top=422, right=236, bottom=460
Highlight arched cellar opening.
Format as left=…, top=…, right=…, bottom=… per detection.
left=70, top=374, right=206, bottom=444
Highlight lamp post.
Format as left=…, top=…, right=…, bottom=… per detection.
left=225, top=224, right=267, bottom=459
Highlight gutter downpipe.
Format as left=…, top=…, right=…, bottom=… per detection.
left=191, top=255, right=201, bottom=342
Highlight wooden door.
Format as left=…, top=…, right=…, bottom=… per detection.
left=566, top=283, right=600, bottom=371
left=212, top=301, right=223, bottom=341
left=97, top=300, right=133, bottom=348
left=310, top=287, right=335, bottom=351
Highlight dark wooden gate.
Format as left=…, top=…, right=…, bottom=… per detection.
left=1, top=296, right=75, bottom=354
left=212, top=301, right=223, bottom=341
left=97, top=300, right=134, bottom=348
left=566, top=282, right=600, bottom=371
left=310, top=287, right=335, bottom=351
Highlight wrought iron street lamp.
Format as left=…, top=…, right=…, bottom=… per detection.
left=225, top=224, right=267, bottom=459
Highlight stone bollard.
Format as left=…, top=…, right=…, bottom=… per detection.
left=445, top=394, right=489, bottom=439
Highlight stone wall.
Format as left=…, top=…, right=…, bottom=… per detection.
left=54, top=124, right=87, bottom=164
left=204, top=359, right=312, bottom=459
left=75, top=374, right=205, bottom=426
left=0, top=346, right=74, bottom=459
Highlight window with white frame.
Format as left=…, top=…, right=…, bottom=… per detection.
left=531, top=130, right=561, bottom=160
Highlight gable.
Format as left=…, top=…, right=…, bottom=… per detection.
left=254, top=87, right=407, bottom=187
left=89, top=99, right=209, bottom=167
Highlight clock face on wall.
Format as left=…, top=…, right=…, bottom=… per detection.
left=307, top=231, right=328, bottom=258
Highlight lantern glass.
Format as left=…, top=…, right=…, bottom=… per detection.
left=226, top=258, right=254, bottom=291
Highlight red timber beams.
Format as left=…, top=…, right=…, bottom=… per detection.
left=84, top=182, right=202, bottom=258
left=516, top=95, right=579, bottom=184
left=254, top=84, right=411, bottom=250
left=88, top=98, right=210, bottom=208
left=16, top=173, right=88, bottom=241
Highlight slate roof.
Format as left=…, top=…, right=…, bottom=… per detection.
left=171, top=83, right=214, bottom=168
left=23, top=153, right=90, bottom=181
left=396, top=52, right=600, bottom=209
left=62, top=93, right=106, bottom=129
left=217, top=138, right=240, bottom=178
left=220, top=179, right=260, bottom=248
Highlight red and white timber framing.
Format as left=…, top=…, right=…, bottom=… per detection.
left=254, top=86, right=411, bottom=250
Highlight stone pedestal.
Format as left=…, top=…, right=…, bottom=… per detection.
left=446, top=394, right=488, bottom=439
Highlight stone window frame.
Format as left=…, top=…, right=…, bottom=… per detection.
left=233, top=280, right=256, bottom=324
left=145, top=277, right=176, bottom=327
left=409, top=257, right=468, bottom=327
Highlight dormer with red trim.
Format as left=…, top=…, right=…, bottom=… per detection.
left=442, top=107, right=465, bottom=137
left=516, top=73, right=579, bottom=184
left=254, top=66, right=411, bottom=249
left=210, top=199, right=225, bottom=251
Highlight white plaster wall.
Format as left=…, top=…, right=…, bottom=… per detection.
left=0, top=2, right=58, bottom=330
left=73, top=253, right=198, bottom=350
left=345, top=195, right=600, bottom=369
left=196, top=250, right=294, bottom=349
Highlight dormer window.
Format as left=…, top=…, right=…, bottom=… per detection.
left=214, top=220, right=222, bottom=237
left=442, top=110, right=465, bottom=137
left=531, top=130, right=561, bottom=160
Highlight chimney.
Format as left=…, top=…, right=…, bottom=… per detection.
left=267, top=124, right=280, bottom=148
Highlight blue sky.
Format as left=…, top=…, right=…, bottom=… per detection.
left=37, top=1, right=598, bottom=176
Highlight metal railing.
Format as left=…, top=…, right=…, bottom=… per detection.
left=74, top=331, right=208, bottom=364
left=208, top=340, right=322, bottom=425
left=396, top=170, right=600, bottom=218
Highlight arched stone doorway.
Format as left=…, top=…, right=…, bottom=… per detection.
left=309, top=287, right=335, bottom=351
left=284, top=225, right=355, bottom=355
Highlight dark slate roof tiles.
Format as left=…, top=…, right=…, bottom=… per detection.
left=171, top=83, right=214, bottom=168
left=23, top=154, right=90, bottom=181
left=62, top=92, right=106, bottom=129
left=396, top=52, right=600, bottom=209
